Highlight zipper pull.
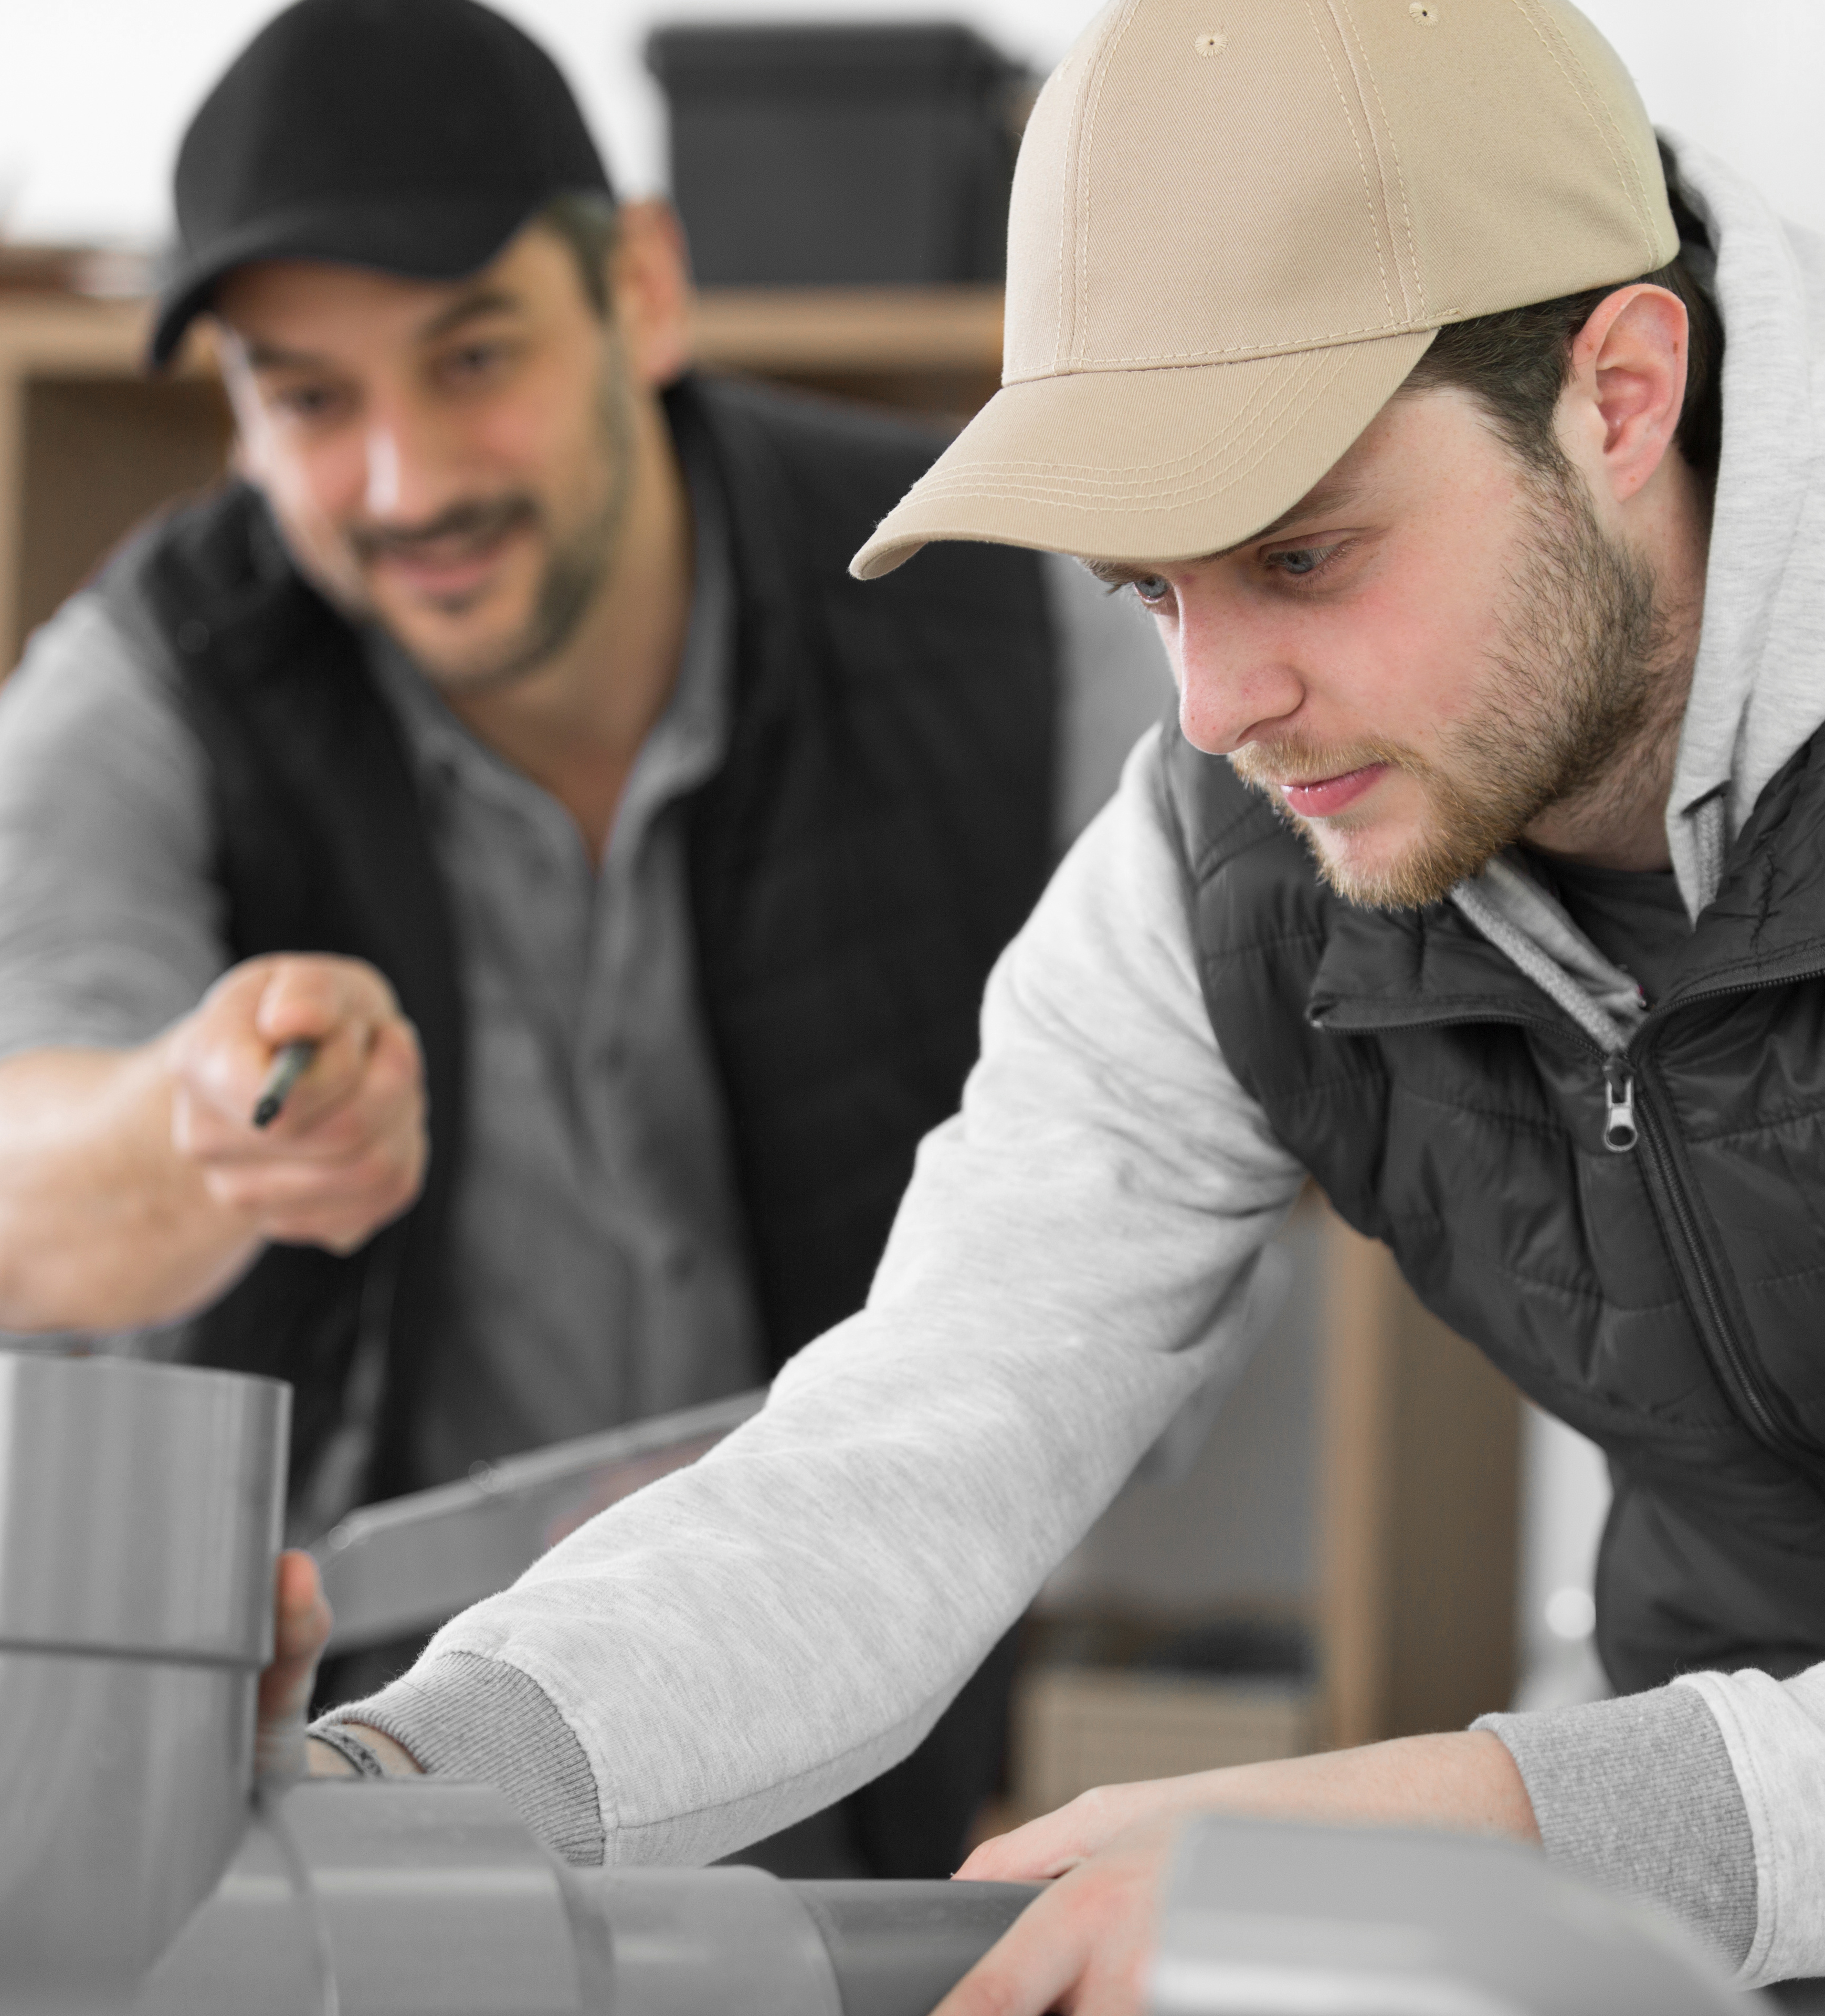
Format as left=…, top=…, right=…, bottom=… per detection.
left=1604, top=1063, right=1638, bottom=1153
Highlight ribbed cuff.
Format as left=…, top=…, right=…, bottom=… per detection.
left=1476, top=1683, right=1755, bottom=1970
left=315, top=1648, right=605, bottom=1865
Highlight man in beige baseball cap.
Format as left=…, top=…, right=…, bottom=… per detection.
left=276, top=0, right=1825, bottom=2005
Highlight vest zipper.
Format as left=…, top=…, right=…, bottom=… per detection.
left=1601, top=1063, right=1638, bottom=1152
left=1318, top=970, right=1825, bottom=1477
left=1620, top=1053, right=1820, bottom=1471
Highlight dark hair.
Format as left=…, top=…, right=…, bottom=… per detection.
left=1402, top=144, right=1723, bottom=480
left=537, top=191, right=620, bottom=317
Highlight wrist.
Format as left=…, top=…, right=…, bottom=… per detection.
left=309, top=1720, right=425, bottom=1778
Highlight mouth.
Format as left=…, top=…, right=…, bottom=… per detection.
left=1275, top=764, right=1389, bottom=819
left=355, top=505, right=538, bottom=606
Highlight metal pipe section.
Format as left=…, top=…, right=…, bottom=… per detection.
left=0, top=1356, right=1771, bottom=2016
left=0, top=1354, right=287, bottom=2013
left=129, top=1778, right=1036, bottom=2016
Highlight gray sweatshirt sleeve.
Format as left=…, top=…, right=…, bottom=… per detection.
left=1475, top=1687, right=1756, bottom=1972
left=322, top=732, right=1307, bottom=1864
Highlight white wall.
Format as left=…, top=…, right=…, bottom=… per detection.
left=4, top=1, right=1823, bottom=248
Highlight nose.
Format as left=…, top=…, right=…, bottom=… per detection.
left=363, top=426, right=402, bottom=517
left=1174, top=599, right=1305, bottom=757
left=358, top=393, right=463, bottom=528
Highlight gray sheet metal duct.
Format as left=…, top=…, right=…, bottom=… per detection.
left=128, top=1780, right=1034, bottom=2016
left=0, top=1354, right=1772, bottom=2015
left=0, top=1354, right=286, bottom=2013
left=0, top=1353, right=1034, bottom=2016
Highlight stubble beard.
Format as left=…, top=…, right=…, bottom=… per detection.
left=1229, top=465, right=1667, bottom=910
left=350, top=334, right=639, bottom=696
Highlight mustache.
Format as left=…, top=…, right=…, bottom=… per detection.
left=348, top=496, right=540, bottom=566
left=1229, top=734, right=1418, bottom=791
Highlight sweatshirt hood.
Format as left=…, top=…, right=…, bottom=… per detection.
left=1663, top=133, right=1825, bottom=915
left=1451, top=134, right=1825, bottom=1035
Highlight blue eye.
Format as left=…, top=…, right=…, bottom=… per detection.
left=1277, top=549, right=1324, bottom=576
left=1132, top=575, right=1171, bottom=604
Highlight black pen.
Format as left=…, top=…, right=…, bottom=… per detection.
left=252, top=1040, right=318, bottom=1128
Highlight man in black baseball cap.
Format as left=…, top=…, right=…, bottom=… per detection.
left=150, top=0, right=614, bottom=370
left=0, top=0, right=1168, bottom=1878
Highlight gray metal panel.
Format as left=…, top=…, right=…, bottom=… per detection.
left=1149, top=1816, right=1757, bottom=2016
left=313, top=1390, right=763, bottom=1651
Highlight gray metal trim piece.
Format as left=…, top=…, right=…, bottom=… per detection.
left=313, top=1389, right=764, bottom=1651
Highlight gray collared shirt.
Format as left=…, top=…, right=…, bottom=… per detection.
left=365, top=455, right=762, bottom=1489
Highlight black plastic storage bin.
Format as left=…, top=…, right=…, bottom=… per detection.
left=645, top=22, right=1028, bottom=287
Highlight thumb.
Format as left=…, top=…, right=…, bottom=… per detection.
left=256, top=1549, right=334, bottom=1782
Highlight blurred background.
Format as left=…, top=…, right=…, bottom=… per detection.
left=5, top=0, right=1824, bottom=248
left=0, top=0, right=1807, bottom=1811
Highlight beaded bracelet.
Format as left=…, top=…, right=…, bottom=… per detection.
left=309, top=1723, right=388, bottom=1779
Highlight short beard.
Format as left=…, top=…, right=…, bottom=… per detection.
left=1230, top=464, right=1665, bottom=909
left=350, top=330, right=639, bottom=694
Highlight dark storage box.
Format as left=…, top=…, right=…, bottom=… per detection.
left=646, top=22, right=1028, bottom=287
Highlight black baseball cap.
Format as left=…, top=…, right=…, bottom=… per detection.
left=149, top=0, right=614, bottom=369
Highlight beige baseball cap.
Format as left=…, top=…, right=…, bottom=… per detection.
left=851, top=0, right=1676, bottom=581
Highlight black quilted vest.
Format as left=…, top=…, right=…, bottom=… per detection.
left=1166, top=726, right=1825, bottom=1696
left=100, top=374, right=1056, bottom=1503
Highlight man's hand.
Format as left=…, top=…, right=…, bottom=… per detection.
left=937, top=1734, right=1539, bottom=2016
left=256, top=1548, right=423, bottom=1780
left=166, top=954, right=426, bottom=1253
left=256, top=1549, right=335, bottom=1780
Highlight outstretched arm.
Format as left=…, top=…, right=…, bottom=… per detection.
left=0, top=954, right=426, bottom=1330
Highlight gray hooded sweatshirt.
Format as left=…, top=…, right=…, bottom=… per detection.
left=326, top=134, right=1825, bottom=1990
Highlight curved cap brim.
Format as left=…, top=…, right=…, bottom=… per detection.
left=148, top=196, right=539, bottom=370
left=851, top=327, right=1438, bottom=580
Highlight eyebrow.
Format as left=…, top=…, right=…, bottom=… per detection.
left=235, top=287, right=526, bottom=374
left=1081, top=474, right=1369, bottom=585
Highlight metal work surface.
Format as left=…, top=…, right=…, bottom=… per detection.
left=313, top=1388, right=764, bottom=1651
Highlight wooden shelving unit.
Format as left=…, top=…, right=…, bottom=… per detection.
left=0, top=282, right=1518, bottom=1747
left=0, top=287, right=1005, bottom=667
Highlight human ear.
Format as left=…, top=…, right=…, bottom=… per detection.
left=1560, top=284, right=1690, bottom=506
left=609, top=198, right=694, bottom=389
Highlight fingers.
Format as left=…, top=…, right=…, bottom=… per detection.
left=255, top=1549, right=334, bottom=1782
left=935, top=1885, right=1099, bottom=2016
left=936, top=1823, right=1170, bottom=2016
left=957, top=1783, right=1170, bottom=1882
left=167, top=955, right=428, bottom=1249
left=172, top=954, right=405, bottom=1138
